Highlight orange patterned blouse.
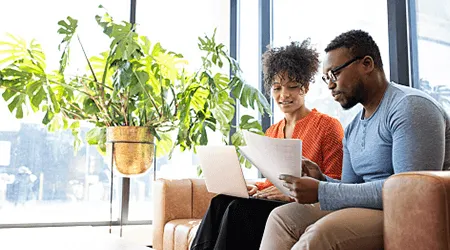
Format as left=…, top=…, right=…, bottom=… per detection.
left=255, top=109, right=344, bottom=190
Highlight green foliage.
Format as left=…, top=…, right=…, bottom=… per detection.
left=0, top=8, right=271, bottom=160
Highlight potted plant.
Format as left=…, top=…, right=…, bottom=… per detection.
left=0, top=9, right=270, bottom=175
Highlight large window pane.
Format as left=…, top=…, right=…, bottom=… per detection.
left=414, top=0, right=450, bottom=114
left=130, top=0, right=230, bottom=221
left=238, top=0, right=260, bottom=179
left=0, top=0, right=129, bottom=224
left=273, top=0, right=390, bottom=126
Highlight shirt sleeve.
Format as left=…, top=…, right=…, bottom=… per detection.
left=320, top=118, right=344, bottom=179
left=255, top=179, right=273, bottom=190
left=318, top=96, right=447, bottom=211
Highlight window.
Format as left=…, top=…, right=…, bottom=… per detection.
left=412, top=0, right=450, bottom=114
left=0, top=0, right=129, bottom=224
left=0, top=141, right=11, bottom=166
left=272, top=0, right=390, bottom=127
left=238, top=0, right=260, bottom=179
left=130, top=0, right=231, bottom=221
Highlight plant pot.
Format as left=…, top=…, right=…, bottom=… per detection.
left=106, top=126, right=155, bottom=176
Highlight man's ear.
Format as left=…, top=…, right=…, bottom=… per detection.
left=362, top=56, right=375, bottom=72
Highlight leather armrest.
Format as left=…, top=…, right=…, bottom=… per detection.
left=383, top=171, right=450, bottom=250
left=152, top=178, right=215, bottom=250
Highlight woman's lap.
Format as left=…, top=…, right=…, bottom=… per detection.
left=191, top=194, right=287, bottom=250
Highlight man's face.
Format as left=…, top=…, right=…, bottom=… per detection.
left=322, top=48, right=364, bottom=110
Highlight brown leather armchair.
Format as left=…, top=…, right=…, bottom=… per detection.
left=383, top=171, right=450, bottom=250
left=153, top=172, right=450, bottom=250
left=152, top=178, right=216, bottom=250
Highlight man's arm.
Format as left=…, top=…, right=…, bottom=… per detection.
left=389, top=96, right=446, bottom=172
left=318, top=96, right=446, bottom=211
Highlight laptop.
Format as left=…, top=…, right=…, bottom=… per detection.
left=197, top=145, right=251, bottom=199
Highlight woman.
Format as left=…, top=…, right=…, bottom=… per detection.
left=190, top=39, right=344, bottom=250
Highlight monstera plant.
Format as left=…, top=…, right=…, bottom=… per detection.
left=0, top=8, right=270, bottom=174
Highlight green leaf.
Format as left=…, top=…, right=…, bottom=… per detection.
left=57, top=16, right=78, bottom=73
left=231, top=131, right=245, bottom=146
left=42, top=110, right=54, bottom=125
left=48, top=114, right=62, bottom=131
left=2, top=89, right=15, bottom=102
left=239, top=114, right=263, bottom=133
left=48, top=88, right=60, bottom=113
left=86, top=127, right=106, bottom=145
left=7, top=95, right=25, bottom=118
left=196, top=165, right=203, bottom=177
left=30, top=87, right=46, bottom=109
left=232, top=77, right=272, bottom=116
left=82, top=98, right=100, bottom=114
left=200, top=125, right=208, bottom=145
left=71, top=124, right=83, bottom=153
left=155, top=132, right=173, bottom=157
left=70, top=121, right=80, bottom=129
left=112, top=61, right=132, bottom=89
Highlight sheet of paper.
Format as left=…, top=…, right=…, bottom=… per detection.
left=239, top=130, right=302, bottom=197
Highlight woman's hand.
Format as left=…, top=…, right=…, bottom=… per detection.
left=247, top=184, right=258, bottom=196
left=253, top=186, right=292, bottom=202
left=302, top=157, right=326, bottom=181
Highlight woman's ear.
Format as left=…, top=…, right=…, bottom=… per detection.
left=301, top=86, right=309, bottom=95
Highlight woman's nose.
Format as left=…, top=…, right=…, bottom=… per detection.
left=280, top=87, right=290, bottom=97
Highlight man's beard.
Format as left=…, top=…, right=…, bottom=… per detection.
left=341, top=80, right=364, bottom=110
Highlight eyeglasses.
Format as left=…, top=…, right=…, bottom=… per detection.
left=322, top=56, right=363, bottom=84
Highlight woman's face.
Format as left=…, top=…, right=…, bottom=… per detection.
left=272, top=73, right=307, bottom=115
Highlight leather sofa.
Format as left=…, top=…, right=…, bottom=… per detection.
left=152, top=178, right=216, bottom=250
left=153, top=171, right=450, bottom=250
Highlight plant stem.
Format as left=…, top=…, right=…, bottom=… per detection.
left=60, top=107, right=85, bottom=120
left=0, top=86, right=27, bottom=95
left=79, top=77, right=113, bottom=125
left=66, top=75, right=113, bottom=91
left=77, top=35, right=98, bottom=83
left=133, top=71, right=162, bottom=119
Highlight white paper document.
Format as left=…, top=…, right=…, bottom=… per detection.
left=239, top=130, right=302, bottom=197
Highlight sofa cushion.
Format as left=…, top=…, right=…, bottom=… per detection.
left=163, top=219, right=201, bottom=250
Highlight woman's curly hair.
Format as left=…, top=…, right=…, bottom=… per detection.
left=262, top=39, right=319, bottom=95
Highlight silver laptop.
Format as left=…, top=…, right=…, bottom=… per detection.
left=197, top=145, right=250, bottom=198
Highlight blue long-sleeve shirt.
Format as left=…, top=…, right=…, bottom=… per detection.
left=318, top=82, right=450, bottom=211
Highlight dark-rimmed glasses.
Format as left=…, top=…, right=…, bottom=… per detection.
left=322, top=56, right=363, bottom=84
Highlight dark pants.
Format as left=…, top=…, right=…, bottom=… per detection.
left=190, top=194, right=287, bottom=250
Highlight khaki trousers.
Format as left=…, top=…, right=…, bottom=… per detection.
left=259, top=203, right=384, bottom=250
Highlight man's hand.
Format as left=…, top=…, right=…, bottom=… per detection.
left=253, top=186, right=292, bottom=202
left=302, top=157, right=326, bottom=181
left=247, top=184, right=258, bottom=196
left=279, top=174, right=320, bottom=204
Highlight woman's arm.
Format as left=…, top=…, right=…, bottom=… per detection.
left=320, top=118, right=344, bottom=179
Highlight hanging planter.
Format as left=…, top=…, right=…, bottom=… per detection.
left=106, top=126, right=155, bottom=176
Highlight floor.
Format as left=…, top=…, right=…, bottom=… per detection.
left=0, top=225, right=153, bottom=249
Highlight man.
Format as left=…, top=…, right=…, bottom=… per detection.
left=259, top=30, right=450, bottom=250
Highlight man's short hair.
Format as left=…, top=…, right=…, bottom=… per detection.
left=262, top=39, right=319, bottom=95
left=325, top=30, right=383, bottom=70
